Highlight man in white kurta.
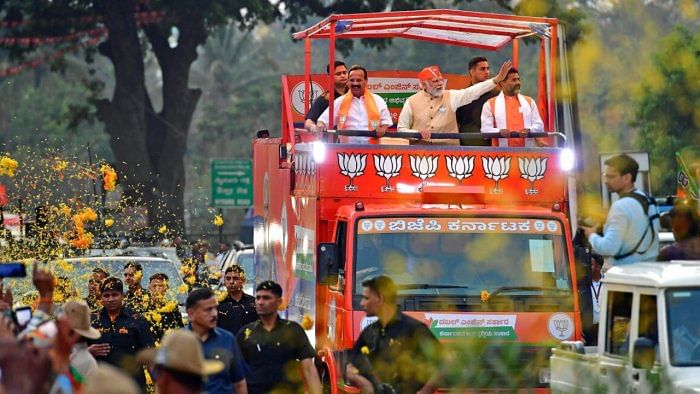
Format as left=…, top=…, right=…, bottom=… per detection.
left=480, top=68, right=545, bottom=147
left=316, top=65, right=393, bottom=143
left=397, top=61, right=510, bottom=145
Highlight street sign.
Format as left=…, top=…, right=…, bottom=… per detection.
left=211, top=159, right=252, bottom=208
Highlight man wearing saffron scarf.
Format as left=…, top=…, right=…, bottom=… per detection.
left=480, top=67, right=546, bottom=147
left=398, top=61, right=511, bottom=145
left=315, top=65, right=393, bottom=143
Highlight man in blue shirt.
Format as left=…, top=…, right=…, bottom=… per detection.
left=186, top=287, right=248, bottom=394
left=582, top=154, right=660, bottom=265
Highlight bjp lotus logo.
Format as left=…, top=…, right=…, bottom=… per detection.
left=337, top=153, right=367, bottom=191
left=373, top=154, right=402, bottom=192
left=446, top=155, right=475, bottom=185
left=409, top=155, right=438, bottom=190
left=482, top=156, right=511, bottom=194
left=518, top=157, right=547, bottom=195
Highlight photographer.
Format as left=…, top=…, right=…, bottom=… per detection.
left=581, top=154, right=660, bottom=266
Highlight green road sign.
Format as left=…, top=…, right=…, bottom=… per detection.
left=211, top=159, right=252, bottom=208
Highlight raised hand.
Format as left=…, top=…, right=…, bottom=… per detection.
left=494, top=60, right=513, bottom=84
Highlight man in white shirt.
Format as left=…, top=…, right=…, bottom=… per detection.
left=398, top=61, right=510, bottom=145
left=582, top=154, right=660, bottom=265
left=480, top=68, right=546, bottom=147
left=314, top=65, right=393, bottom=143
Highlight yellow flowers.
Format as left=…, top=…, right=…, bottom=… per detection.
left=177, top=284, right=189, bottom=294
left=301, top=314, right=314, bottom=330
left=149, top=312, right=163, bottom=324
left=158, top=225, right=168, bottom=234
left=360, top=346, right=370, bottom=355
left=58, top=203, right=72, bottom=217
left=213, top=215, right=224, bottom=227
left=216, top=290, right=228, bottom=302
left=186, top=275, right=195, bottom=285
left=134, top=270, right=143, bottom=281
left=70, top=232, right=93, bottom=249
left=480, top=289, right=490, bottom=303
left=56, top=259, right=74, bottom=273
left=71, top=207, right=98, bottom=249
left=0, top=156, right=18, bottom=177
left=157, top=300, right=178, bottom=313
left=104, top=218, right=114, bottom=228
left=100, top=164, right=117, bottom=192
left=52, top=159, right=68, bottom=172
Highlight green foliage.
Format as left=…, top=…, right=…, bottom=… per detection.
left=635, top=26, right=700, bottom=194
left=0, top=70, right=111, bottom=160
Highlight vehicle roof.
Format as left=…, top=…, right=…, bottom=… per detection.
left=604, top=261, right=700, bottom=288
left=63, top=256, right=172, bottom=262
left=292, top=9, right=556, bottom=50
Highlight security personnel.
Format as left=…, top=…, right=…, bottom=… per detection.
left=236, top=281, right=321, bottom=394
left=217, top=265, right=257, bottom=336
left=85, top=267, right=109, bottom=312
left=123, top=262, right=150, bottom=314
left=88, top=277, right=154, bottom=388
left=145, top=272, right=184, bottom=342
left=346, top=275, right=441, bottom=394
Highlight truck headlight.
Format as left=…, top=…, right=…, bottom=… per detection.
left=559, top=148, right=575, bottom=171
left=312, top=141, right=326, bottom=163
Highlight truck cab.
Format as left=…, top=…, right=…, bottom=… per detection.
left=550, top=261, right=700, bottom=393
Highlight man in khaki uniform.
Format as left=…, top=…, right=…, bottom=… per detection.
left=397, top=61, right=510, bottom=144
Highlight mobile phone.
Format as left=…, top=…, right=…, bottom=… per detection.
left=0, top=263, right=26, bottom=278
left=14, top=306, right=32, bottom=328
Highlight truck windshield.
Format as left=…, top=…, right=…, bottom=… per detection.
left=667, top=288, right=700, bottom=366
left=353, top=217, right=572, bottom=301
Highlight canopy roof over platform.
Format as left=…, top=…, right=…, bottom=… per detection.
left=292, top=9, right=557, bottom=50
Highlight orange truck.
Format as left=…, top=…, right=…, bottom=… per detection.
left=252, top=9, right=582, bottom=392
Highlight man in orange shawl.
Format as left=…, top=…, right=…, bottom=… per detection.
left=315, top=65, right=393, bottom=143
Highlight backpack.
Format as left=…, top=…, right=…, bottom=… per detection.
left=613, top=190, right=660, bottom=260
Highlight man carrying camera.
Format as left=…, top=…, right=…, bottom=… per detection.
left=581, top=154, right=660, bottom=266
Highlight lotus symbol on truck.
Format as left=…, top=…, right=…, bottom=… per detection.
left=337, top=153, right=367, bottom=191
left=482, top=156, right=511, bottom=194
left=553, top=318, right=569, bottom=337
left=373, top=154, right=402, bottom=192
left=409, top=155, right=438, bottom=190
left=518, top=157, right=547, bottom=195
left=446, top=155, right=475, bottom=185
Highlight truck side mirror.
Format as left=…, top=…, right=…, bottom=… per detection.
left=317, top=243, right=340, bottom=285
left=632, top=337, right=656, bottom=370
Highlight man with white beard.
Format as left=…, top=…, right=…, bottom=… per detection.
left=397, top=61, right=510, bottom=145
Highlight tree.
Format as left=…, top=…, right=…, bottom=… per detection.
left=1, top=0, right=588, bottom=237
left=0, top=0, right=281, bottom=235
left=635, top=26, right=700, bottom=193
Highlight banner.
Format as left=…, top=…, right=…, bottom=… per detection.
left=676, top=152, right=698, bottom=200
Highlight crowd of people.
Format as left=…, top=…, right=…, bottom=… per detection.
left=0, top=244, right=440, bottom=394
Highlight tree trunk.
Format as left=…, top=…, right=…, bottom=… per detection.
left=96, top=0, right=156, bottom=224
left=96, top=2, right=205, bottom=237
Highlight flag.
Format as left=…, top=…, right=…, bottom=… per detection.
left=676, top=152, right=698, bottom=200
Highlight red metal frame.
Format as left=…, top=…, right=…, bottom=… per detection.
left=292, top=8, right=559, bottom=135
